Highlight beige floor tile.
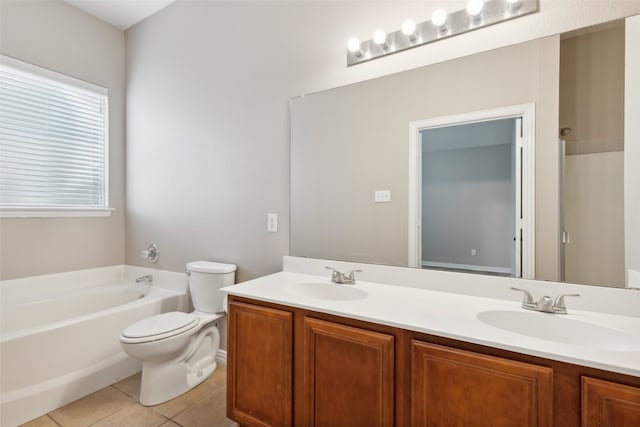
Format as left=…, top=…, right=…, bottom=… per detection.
left=49, top=387, right=132, bottom=427
left=89, top=401, right=168, bottom=427
left=172, top=388, right=233, bottom=427
left=151, top=382, right=215, bottom=419
left=112, top=372, right=142, bottom=400
left=204, top=363, right=227, bottom=390
left=159, top=421, right=182, bottom=427
left=20, top=415, right=60, bottom=427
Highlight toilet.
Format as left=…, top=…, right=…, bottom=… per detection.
left=119, top=261, right=235, bottom=406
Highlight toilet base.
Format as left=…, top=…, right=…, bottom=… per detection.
left=139, top=324, right=220, bottom=406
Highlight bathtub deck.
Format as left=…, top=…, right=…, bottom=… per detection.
left=21, top=365, right=236, bottom=427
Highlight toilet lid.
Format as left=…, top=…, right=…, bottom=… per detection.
left=122, top=312, right=198, bottom=340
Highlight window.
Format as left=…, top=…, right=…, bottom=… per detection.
left=0, top=55, right=110, bottom=217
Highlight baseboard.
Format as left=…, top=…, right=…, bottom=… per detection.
left=421, top=260, right=512, bottom=275
left=216, top=349, right=227, bottom=365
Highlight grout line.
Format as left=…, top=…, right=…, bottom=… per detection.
left=86, top=405, right=127, bottom=427
left=46, top=414, right=63, bottom=426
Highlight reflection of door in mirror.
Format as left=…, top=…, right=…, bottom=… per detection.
left=408, top=104, right=535, bottom=279
left=559, top=21, right=625, bottom=288
left=420, top=119, right=520, bottom=277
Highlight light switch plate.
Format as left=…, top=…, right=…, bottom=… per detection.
left=267, top=213, right=278, bottom=232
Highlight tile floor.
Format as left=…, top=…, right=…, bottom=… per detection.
left=21, top=364, right=237, bottom=427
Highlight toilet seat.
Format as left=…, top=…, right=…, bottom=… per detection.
left=121, top=312, right=199, bottom=344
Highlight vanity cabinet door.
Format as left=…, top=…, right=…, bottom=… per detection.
left=582, top=377, right=640, bottom=427
left=227, top=301, right=293, bottom=427
left=411, top=340, right=553, bottom=427
left=302, top=317, right=394, bottom=427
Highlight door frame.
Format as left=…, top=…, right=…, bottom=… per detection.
left=408, top=103, right=536, bottom=278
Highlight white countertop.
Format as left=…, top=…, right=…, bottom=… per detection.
left=223, top=271, right=640, bottom=377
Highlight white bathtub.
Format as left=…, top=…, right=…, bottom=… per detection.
left=0, top=265, right=189, bottom=427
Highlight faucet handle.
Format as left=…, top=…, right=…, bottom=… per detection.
left=510, top=287, right=535, bottom=305
left=553, top=293, right=580, bottom=310
left=325, top=266, right=345, bottom=283
left=346, top=269, right=362, bottom=281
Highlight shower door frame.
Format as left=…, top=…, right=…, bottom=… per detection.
left=408, top=103, right=536, bottom=279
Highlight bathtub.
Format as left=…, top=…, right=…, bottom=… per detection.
left=0, top=265, right=189, bottom=427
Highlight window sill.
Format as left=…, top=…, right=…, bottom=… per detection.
left=0, top=208, right=114, bottom=218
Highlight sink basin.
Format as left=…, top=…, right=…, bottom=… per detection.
left=477, top=310, right=640, bottom=351
left=287, top=282, right=368, bottom=301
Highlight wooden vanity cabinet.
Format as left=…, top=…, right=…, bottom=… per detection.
left=227, top=301, right=293, bottom=427
left=411, top=340, right=553, bottom=427
left=227, top=296, right=640, bottom=427
left=582, top=377, right=640, bottom=427
left=302, top=317, right=395, bottom=427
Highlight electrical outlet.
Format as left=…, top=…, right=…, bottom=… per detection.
left=374, top=190, right=391, bottom=203
left=471, top=249, right=477, bottom=256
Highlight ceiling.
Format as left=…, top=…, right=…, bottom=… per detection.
left=64, top=0, right=176, bottom=30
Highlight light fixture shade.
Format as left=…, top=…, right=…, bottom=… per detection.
left=373, top=29, right=387, bottom=45
left=466, top=0, right=484, bottom=16
left=402, top=19, right=417, bottom=36
left=431, top=9, right=448, bottom=27
left=347, top=37, right=361, bottom=53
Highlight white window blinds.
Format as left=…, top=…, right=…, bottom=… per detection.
left=0, top=56, right=109, bottom=211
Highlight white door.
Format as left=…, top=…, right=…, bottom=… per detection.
left=408, top=104, right=535, bottom=278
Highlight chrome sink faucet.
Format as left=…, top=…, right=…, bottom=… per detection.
left=325, top=267, right=362, bottom=285
left=511, top=287, right=579, bottom=314
left=136, top=274, right=153, bottom=284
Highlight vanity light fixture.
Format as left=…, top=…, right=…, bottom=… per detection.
left=346, top=0, right=538, bottom=66
left=507, top=0, right=523, bottom=13
left=401, top=19, right=418, bottom=42
left=347, top=37, right=364, bottom=58
left=372, top=29, right=389, bottom=50
left=466, top=0, right=485, bottom=18
left=431, top=9, right=448, bottom=34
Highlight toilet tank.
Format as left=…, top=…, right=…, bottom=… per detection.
left=186, top=261, right=236, bottom=313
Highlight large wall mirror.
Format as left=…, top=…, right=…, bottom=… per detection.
left=290, top=16, right=640, bottom=290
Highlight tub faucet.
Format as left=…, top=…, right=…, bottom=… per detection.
left=136, top=274, right=153, bottom=284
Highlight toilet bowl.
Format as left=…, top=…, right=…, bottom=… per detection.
left=119, top=261, right=235, bottom=406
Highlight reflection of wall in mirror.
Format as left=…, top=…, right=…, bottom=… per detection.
left=290, top=36, right=561, bottom=279
left=560, top=23, right=625, bottom=287
left=625, top=15, right=640, bottom=285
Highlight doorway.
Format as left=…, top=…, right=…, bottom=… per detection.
left=408, top=104, right=535, bottom=278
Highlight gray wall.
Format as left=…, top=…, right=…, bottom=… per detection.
left=124, top=1, right=640, bottom=283
left=560, top=24, right=625, bottom=155
left=124, top=1, right=299, bottom=282
left=0, top=0, right=125, bottom=280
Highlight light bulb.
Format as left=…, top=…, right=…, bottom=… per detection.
left=466, top=0, right=484, bottom=17
left=506, top=0, right=522, bottom=12
left=347, top=37, right=361, bottom=53
left=401, top=19, right=417, bottom=37
left=373, top=29, right=387, bottom=46
left=431, top=9, right=448, bottom=27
